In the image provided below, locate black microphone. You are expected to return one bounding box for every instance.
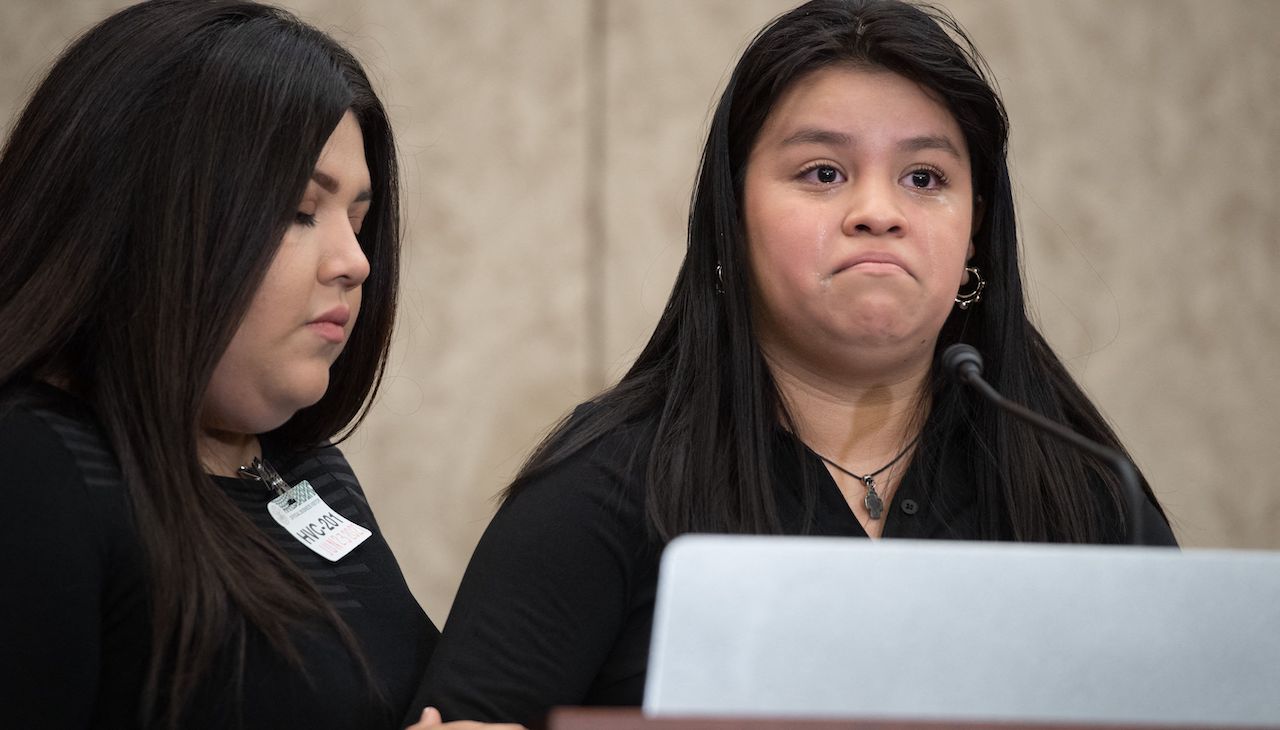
[941,343,1145,544]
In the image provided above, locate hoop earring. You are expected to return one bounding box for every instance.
[715,262,725,295]
[954,266,985,310]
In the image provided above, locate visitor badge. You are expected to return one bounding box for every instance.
[267,480,371,561]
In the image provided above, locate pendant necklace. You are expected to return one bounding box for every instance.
[812,436,919,520]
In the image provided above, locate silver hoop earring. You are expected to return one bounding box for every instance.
[715,262,725,295]
[955,266,985,310]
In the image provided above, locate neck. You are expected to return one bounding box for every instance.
[198,428,261,478]
[765,345,931,470]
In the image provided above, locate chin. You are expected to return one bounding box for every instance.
[292,375,333,411]
[840,309,913,343]
[842,296,950,343]
[263,373,332,429]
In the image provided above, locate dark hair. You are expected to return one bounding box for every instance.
[0,1,398,725]
[510,0,1164,543]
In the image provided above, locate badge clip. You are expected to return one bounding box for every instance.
[238,457,291,497]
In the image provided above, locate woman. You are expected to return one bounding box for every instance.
[0,3,510,729]
[416,0,1177,725]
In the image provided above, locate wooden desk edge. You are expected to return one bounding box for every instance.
[546,707,1254,730]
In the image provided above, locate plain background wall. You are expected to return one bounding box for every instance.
[3,1,1277,623]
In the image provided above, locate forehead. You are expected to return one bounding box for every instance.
[756,65,967,156]
[312,112,371,190]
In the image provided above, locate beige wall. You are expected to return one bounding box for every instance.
[4,1,1277,622]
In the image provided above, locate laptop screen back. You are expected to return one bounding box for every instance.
[643,535,1280,727]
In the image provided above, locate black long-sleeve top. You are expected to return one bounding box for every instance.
[0,381,438,729]
[416,406,1176,728]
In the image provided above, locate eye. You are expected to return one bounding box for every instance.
[800,163,845,185]
[294,211,317,227]
[903,167,948,190]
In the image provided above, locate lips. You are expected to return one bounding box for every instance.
[833,251,910,276]
[307,306,351,344]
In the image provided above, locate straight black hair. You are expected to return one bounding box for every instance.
[509,0,1164,544]
[0,1,399,725]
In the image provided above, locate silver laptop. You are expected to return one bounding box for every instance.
[644,535,1280,727]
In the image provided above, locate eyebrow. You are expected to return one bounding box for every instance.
[779,127,963,160]
[897,134,963,159]
[311,170,372,203]
[780,128,854,148]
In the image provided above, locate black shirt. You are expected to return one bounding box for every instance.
[0,382,438,729]
[417,407,1175,727]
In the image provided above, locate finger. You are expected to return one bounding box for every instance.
[406,706,443,729]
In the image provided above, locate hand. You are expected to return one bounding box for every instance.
[405,706,526,730]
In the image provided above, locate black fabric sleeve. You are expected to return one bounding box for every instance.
[1135,494,1178,546]
[0,406,142,729]
[1079,460,1179,547]
[1098,466,1178,547]
[414,438,650,727]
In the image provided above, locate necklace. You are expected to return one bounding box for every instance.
[812,436,919,520]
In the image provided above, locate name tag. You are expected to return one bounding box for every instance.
[267,480,371,561]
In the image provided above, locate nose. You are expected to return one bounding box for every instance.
[319,219,371,289]
[841,177,907,237]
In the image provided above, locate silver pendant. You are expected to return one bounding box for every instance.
[863,476,884,520]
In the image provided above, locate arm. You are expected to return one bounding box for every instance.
[0,404,132,728]
[415,442,650,727]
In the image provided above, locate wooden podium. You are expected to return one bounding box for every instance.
[546,708,1227,730]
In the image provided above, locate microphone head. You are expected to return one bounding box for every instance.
[941,343,984,382]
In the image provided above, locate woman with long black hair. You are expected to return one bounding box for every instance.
[0,3,515,729]
[418,0,1177,725]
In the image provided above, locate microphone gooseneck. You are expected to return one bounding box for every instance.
[941,344,1146,544]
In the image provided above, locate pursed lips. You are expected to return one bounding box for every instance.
[832,252,911,277]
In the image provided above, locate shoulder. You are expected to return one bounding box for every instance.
[1079,465,1177,547]
[0,381,129,514]
[441,404,661,634]
[468,401,663,568]
[275,440,359,493]
[0,382,138,571]
[269,440,384,529]
[423,412,661,726]
[0,383,145,730]
[506,401,660,520]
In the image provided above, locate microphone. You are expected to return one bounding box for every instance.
[941,343,1145,544]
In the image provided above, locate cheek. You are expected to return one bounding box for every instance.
[918,205,974,278]
[350,286,364,329]
[202,339,262,433]
[745,200,828,300]
[199,288,306,435]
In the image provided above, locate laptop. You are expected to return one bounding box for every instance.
[643,535,1280,727]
